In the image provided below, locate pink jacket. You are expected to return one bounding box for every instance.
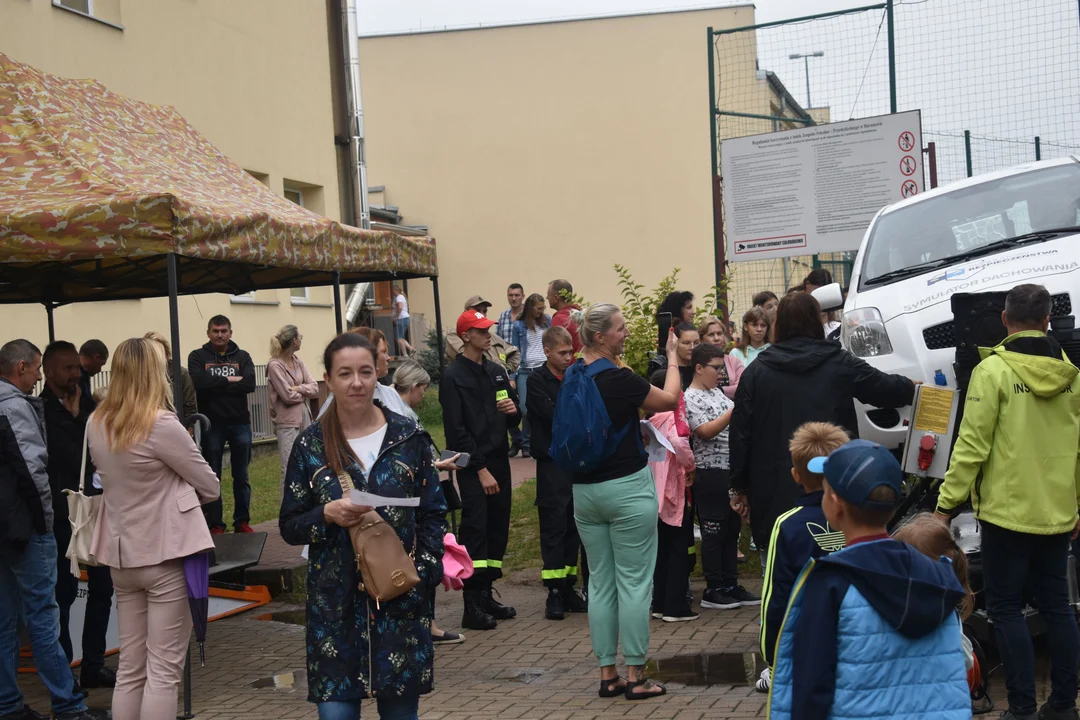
[722,354,744,400]
[89,412,220,569]
[647,411,696,527]
[267,356,319,428]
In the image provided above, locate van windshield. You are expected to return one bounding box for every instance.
[861,162,1080,286]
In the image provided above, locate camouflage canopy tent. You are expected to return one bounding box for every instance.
[0,51,442,341]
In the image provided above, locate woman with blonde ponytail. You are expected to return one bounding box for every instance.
[267,325,319,494]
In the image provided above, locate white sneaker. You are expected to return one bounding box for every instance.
[755,667,771,693]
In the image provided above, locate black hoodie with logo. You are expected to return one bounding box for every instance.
[187,341,256,425]
[729,337,915,549]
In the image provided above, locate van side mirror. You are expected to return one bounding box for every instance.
[812,283,844,312]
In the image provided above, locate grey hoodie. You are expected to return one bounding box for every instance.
[0,378,52,532]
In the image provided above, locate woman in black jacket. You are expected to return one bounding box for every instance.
[728,292,915,559]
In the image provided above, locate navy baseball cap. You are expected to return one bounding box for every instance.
[806,439,903,510]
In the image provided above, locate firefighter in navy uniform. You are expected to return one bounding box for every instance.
[440,309,521,630]
[526,326,589,620]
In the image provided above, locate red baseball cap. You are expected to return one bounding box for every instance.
[456,309,496,337]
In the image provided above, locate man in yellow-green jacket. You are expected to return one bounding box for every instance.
[937,283,1080,720]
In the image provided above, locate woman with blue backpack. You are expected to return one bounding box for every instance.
[550,302,681,701]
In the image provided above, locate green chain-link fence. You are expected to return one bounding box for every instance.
[710,0,1080,321]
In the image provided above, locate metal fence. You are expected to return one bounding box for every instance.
[709,0,1080,319]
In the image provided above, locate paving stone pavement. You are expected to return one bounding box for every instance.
[17,573,768,719]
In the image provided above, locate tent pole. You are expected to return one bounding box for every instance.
[431,276,445,373]
[45,303,56,344]
[166,255,185,417]
[333,272,344,334]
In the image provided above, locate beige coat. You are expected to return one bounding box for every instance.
[445,330,521,373]
[88,411,220,569]
[267,355,319,428]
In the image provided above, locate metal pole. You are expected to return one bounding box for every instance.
[1035,136,1042,161]
[333,271,344,334]
[804,56,811,109]
[886,0,896,113]
[707,27,725,295]
[964,130,973,178]
[431,276,446,373]
[926,141,938,189]
[46,303,55,344]
[166,254,184,418]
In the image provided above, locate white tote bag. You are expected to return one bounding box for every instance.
[64,426,101,577]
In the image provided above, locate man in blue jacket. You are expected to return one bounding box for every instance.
[768,440,969,720]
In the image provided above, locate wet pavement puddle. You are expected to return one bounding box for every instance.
[645,652,763,687]
[255,609,306,625]
[248,670,307,690]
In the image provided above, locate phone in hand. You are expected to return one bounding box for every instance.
[658,312,674,335]
[439,450,471,468]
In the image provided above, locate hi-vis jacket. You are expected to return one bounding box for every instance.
[938,330,1080,535]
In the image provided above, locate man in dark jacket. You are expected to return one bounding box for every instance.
[0,339,106,720]
[729,292,914,560]
[187,315,256,534]
[526,326,588,620]
[77,339,107,401]
[41,341,114,691]
[440,309,521,630]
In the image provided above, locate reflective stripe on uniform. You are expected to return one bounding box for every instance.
[760,506,802,662]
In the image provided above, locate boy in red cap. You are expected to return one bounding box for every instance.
[439,309,522,630]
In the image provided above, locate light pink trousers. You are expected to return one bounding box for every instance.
[110,560,192,720]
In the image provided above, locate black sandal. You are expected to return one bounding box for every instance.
[598,676,627,698]
[625,678,667,700]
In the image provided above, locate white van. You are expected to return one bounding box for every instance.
[841,156,1080,449]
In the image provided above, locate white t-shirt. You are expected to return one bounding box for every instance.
[524,326,546,368]
[684,386,735,469]
[395,294,410,320]
[348,424,388,477]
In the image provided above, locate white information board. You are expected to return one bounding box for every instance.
[721,110,923,261]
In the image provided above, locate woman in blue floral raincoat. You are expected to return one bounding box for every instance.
[280,333,446,720]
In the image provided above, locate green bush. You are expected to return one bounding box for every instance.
[417,327,444,385]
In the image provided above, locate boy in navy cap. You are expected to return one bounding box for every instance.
[767,440,970,720]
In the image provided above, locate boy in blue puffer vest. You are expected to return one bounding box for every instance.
[768,440,970,720]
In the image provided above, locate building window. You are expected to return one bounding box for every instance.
[57,0,92,13]
[284,187,310,304]
[284,188,303,206]
[231,290,256,302]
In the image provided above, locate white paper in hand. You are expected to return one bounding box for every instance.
[640,419,675,463]
[350,489,420,508]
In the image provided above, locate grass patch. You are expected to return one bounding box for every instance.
[503,479,543,573]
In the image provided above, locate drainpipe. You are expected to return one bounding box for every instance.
[341,0,373,324]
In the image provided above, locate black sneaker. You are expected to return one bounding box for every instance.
[661,610,700,623]
[727,585,761,606]
[1039,704,1080,720]
[432,630,466,645]
[545,588,565,620]
[563,582,588,613]
[482,588,517,620]
[1002,712,1038,720]
[700,588,740,610]
[80,665,116,689]
[54,710,111,720]
[507,443,521,458]
[0,705,48,720]
[70,674,88,699]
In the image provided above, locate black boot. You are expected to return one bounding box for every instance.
[564,578,588,613]
[545,587,565,620]
[462,589,497,630]
[482,586,517,620]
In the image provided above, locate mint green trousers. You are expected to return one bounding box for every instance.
[573,466,659,667]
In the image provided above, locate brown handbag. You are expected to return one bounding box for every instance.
[334,470,420,608]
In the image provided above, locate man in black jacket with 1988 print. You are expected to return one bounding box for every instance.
[440,309,521,631]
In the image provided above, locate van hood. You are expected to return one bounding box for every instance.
[979,330,1078,397]
[852,240,1080,322]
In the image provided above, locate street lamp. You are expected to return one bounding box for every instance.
[788,51,824,109]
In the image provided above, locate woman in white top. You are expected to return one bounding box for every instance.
[729,307,770,368]
[391,283,414,357]
[316,327,413,421]
[510,293,550,458]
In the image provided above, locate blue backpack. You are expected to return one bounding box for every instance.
[549,358,633,474]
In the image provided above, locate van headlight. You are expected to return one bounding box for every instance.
[842,308,894,357]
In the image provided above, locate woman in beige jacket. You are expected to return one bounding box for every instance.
[88,338,220,720]
[267,324,319,495]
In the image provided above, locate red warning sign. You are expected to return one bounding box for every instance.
[898,131,916,152]
[901,179,919,198]
[900,155,917,176]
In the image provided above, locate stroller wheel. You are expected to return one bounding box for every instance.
[968,634,994,715]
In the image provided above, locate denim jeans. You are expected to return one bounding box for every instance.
[0,531,87,716]
[317,695,419,720]
[981,521,1080,714]
[516,366,539,452]
[201,422,253,530]
[53,516,113,669]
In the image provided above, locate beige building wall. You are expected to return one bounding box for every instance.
[358,6,761,329]
[2,0,343,369]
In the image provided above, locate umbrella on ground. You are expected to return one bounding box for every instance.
[183,551,211,666]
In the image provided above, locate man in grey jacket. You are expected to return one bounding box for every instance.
[0,339,107,720]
